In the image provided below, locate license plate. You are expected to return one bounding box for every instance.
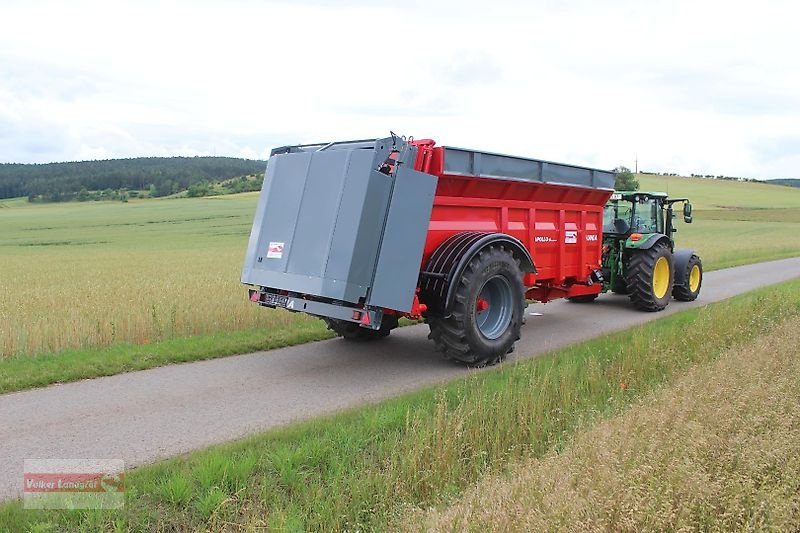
[263,293,289,308]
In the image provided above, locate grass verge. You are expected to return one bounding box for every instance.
[0,322,332,394]
[0,317,424,395]
[409,317,800,531]
[2,279,800,531]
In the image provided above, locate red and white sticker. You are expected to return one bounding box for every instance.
[267,242,284,259]
[565,231,577,244]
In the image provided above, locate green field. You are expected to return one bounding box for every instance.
[636,174,800,269]
[3,280,798,531]
[637,173,800,209]
[0,194,325,358]
[1,174,800,389]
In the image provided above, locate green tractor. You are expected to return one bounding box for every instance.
[586,191,703,311]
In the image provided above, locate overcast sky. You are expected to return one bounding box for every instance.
[1,0,798,179]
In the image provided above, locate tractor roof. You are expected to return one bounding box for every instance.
[611,191,669,201]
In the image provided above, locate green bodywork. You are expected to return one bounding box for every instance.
[624,234,660,249]
[601,191,693,292]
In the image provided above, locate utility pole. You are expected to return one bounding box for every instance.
[635,154,638,174]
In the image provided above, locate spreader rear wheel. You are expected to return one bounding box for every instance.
[625,242,674,312]
[324,315,398,341]
[673,254,703,301]
[427,246,524,366]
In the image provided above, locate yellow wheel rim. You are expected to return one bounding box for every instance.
[688,264,701,292]
[653,256,670,299]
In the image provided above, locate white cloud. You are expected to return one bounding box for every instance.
[0,0,799,179]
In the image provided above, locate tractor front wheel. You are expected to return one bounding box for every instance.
[612,278,629,295]
[625,242,674,312]
[673,254,703,301]
[427,246,524,367]
[324,315,398,341]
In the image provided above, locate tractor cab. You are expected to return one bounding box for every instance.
[603,191,693,245]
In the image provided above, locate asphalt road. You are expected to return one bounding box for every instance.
[2,257,800,502]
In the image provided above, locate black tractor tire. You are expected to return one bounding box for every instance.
[427,245,525,367]
[625,242,674,312]
[567,294,599,303]
[673,254,703,301]
[323,315,398,341]
[612,278,629,295]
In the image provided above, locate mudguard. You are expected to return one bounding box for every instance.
[419,232,535,314]
[672,248,697,286]
[625,233,670,250]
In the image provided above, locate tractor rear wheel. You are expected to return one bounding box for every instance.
[673,254,703,301]
[324,315,398,341]
[625,242,674,312]
[427,246,524,367]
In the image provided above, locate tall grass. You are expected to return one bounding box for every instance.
[0,194,321,357]
[4,279,800,531]
[410,317,800,531]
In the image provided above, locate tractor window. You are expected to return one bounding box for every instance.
[603,201,633,234]
[632,197,661,233]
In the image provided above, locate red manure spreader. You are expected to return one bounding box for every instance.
[242,134,615,366]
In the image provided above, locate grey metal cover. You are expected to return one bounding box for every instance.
[369,165,437,312]
[241,137,435,312]
[442,146,615,190]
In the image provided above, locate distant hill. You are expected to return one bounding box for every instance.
[766,179,800,188]
[0,157,266,201]
[636,173,800,210]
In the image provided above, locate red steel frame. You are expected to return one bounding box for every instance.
[410,139,612,304]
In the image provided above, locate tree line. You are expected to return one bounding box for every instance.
[766,178,800,188]
[0,157,266,202]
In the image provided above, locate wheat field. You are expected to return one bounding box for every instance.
[0,194,315,357]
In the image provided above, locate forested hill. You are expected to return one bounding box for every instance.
[0,157,266,200]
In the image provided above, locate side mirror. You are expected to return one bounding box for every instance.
[683,202,693,224]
